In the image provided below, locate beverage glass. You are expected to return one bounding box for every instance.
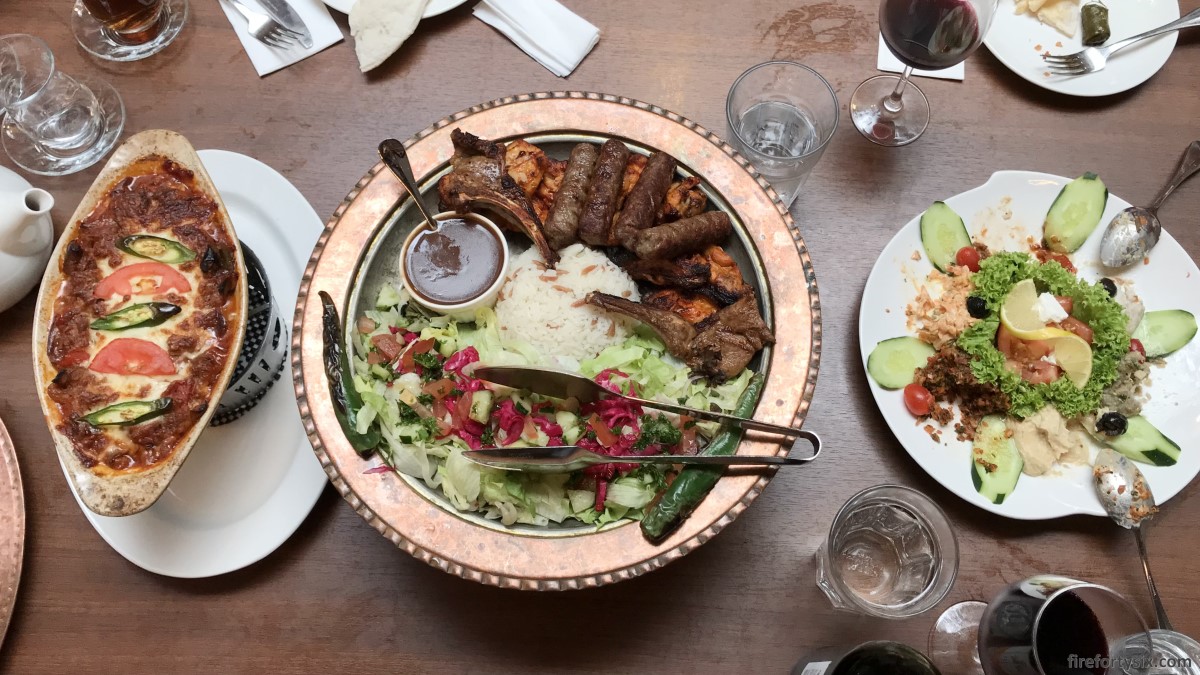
[72,0,189,61]
[0,34,125,176]
[725,61,838,209]
[815,485,958,619]
[849,0,999,146]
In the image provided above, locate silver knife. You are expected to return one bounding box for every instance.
[463,446,816,473]
[253,0,313,48]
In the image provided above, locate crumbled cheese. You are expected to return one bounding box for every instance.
[1036,292,1068,323]
[1041,353,1058,366]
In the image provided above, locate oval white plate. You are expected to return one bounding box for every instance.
[860,170,1200,520]
[322,0,467,18]
[984,0,1179,97]
[61,150,327,577]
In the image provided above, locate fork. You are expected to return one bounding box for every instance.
[1043,7,1200,75]
[222,0,306,49]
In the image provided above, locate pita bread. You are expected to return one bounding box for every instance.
[349,0,432,72]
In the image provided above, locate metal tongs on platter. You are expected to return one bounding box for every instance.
[464,366,821,473]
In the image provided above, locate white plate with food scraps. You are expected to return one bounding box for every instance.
[65,150,327,577]
[860,170,1200,520]
[984,0,1179,97]
[321,0,468,17]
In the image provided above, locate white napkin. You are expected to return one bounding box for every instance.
[876,34,965,81]
[219,0,344,77]
[473,0,600,77]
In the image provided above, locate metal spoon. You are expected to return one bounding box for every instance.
[378,138,439,231]
[1093,447,1173,630]
[1099,140,1200,268]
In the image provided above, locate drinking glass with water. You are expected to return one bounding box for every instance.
[725,61,839,209]
[816,485,958,619]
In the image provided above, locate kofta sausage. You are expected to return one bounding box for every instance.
[577,139,629,246]
[613,151,677,246]
[631,211,732,260]
[544,143,598,250]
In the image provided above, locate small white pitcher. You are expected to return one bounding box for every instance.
[0,165,54,313]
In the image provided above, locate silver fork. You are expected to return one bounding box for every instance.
[222,0,306,49]
[1043,7,1200,75]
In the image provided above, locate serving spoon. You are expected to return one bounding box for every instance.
[1099,140,1200,268]
[1093,448,1173,630]
[378,138,439,231]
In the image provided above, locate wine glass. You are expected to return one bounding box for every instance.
[927,575,1152,675]
[850,0,999,146]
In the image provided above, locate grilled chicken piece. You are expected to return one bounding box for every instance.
[531,157,566,224]
[437,129,558,264]
[586,292,696,359]
[505,139,549,201]
[702,245,751,305]
[643,288,719,325]
[658,178,707,224]
[618,153,648,210]
[623,253,710,289]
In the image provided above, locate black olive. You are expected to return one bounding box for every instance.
[966,296,989,319]
[200,246,220,274]
[1100,278,1118,297]
[1097,412,1128,436]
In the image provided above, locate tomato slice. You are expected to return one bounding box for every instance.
[370,333,403,362]
[1059,316,1094,344]
[589,414,618,448]
[1021,360,1061,384]
[89,338,177,376]
[1130,339,1146,357]
[94,262,192,300]
[1055,295,1074,314]
[422,378,456,400]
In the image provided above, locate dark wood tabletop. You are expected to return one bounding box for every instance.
[3,1,1200,672]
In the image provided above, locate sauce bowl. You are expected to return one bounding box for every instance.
[398,211,510,321]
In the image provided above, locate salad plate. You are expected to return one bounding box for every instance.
[984,0,1179,97]
[295,92,821,589]
[321,0,468,18]
[860,170,1200,520]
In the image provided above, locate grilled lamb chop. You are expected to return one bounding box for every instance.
[585,292,696,358]
[437,129,558,264]
[643,288,719,325]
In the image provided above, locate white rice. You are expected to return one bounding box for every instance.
[495,243,640,366]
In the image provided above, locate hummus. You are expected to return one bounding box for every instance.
[1012,407,1088,476]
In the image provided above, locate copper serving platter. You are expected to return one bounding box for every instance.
[0,416,24,647]
[293,92,821,589]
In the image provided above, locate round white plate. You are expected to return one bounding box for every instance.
[322,0,468,18]
[860,170,1200,520]
[62,150,328,577]
[984,0,1180,97]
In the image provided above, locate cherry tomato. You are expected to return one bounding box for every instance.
[94,262,192,300]
[955,246,982,273]
[89,338,176,376]
[1060,316,1094,344]
[1055,295,1074,315]
[903,383,934,417]
[1130,339,1146,357]
[1046,252,1077,273]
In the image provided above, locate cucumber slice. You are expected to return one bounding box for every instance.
[1097,415,1180,467]
[1131,310,1197,358]
[971,415,1023,504]
[469,390,494,424]
[920,201,972,272]
[867,337,935,389]
[1043,173,1109,253]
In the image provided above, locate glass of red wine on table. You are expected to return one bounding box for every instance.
[850,0,999,146]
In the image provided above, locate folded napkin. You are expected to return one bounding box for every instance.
[474,0,600,77]
[219,0,344,77]
[876,34,965,81]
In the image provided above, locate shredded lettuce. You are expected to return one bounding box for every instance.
[957,252,1130,418]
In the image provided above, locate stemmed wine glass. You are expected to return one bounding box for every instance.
[850,0,999,146]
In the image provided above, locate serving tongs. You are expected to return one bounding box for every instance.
[468,366,821,471]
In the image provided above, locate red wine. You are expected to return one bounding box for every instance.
[1035,591,1109,675]
[880,0,981,70]
[792,642,941,675]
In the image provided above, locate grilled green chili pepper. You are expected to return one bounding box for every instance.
[90,302,181,331]
[82,398,173,427]
[319,291,381,457]
[119,235,197,264]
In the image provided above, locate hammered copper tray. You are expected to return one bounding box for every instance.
[0,416,25,646]
[293,92,821,590]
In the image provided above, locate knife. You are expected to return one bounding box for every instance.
[463,446,816,473]
[253,0,313,48]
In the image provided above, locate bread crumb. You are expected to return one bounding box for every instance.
[911,250,922,261]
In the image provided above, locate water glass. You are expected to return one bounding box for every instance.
[72,0,189,62]
[815,485,958,619]
[725,61,839,208]
[0,34,125,176]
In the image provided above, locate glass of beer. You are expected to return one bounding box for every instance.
[71,0,189,61]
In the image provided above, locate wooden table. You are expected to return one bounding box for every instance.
[3,1,1199,672]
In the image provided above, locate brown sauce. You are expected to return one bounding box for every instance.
[404,216,503,305]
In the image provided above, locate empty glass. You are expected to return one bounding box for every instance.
[815,485,958,619]
[72,0,189,61]
[725,61,839,209]
[0,34,125,176]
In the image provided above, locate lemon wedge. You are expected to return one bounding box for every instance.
[1000,279,1049,339]
[1047,333,1093,387]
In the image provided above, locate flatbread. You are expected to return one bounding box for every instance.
[349,0,432,72]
